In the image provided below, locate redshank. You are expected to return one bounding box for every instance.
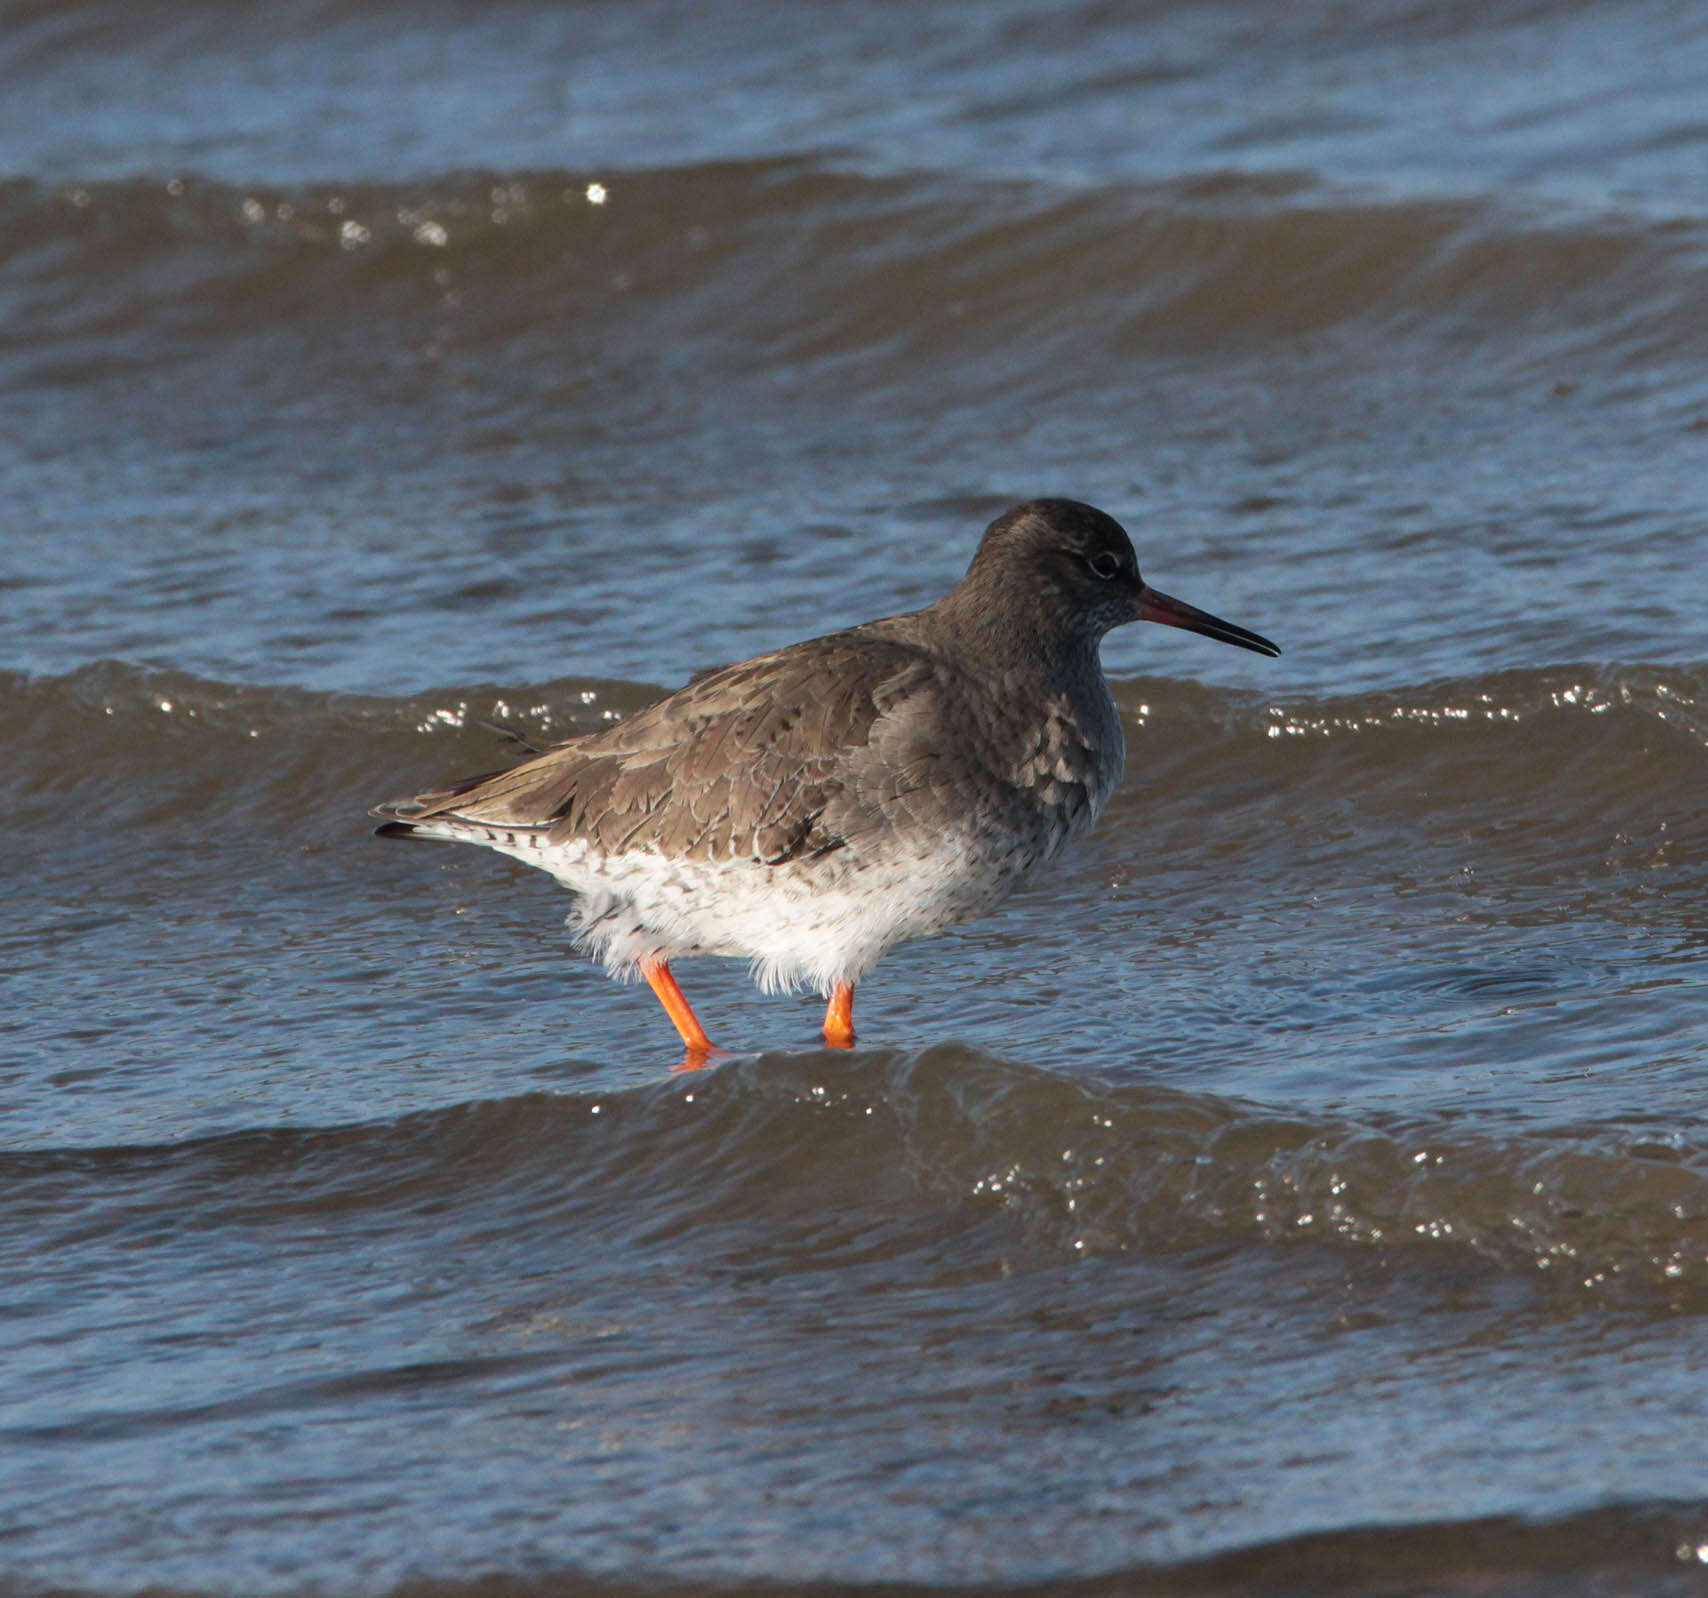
[372,499,1278,1059]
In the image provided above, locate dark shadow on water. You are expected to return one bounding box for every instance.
[382,1499,1708,1598]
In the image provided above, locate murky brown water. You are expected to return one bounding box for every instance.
[5,2,1708,1593]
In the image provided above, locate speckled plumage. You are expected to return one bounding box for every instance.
[372,499,1278,1046]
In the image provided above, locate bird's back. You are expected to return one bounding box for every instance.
[372,608,1122,878]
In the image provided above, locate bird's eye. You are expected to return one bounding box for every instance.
[1087,551,1122,580]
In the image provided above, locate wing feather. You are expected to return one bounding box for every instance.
[370,631,971,866]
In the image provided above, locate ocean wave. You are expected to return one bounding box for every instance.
[1120,661,1708,827]
[367,1499,1708,1598]
[11,1045,1708,1310]
[6,164,1708,394]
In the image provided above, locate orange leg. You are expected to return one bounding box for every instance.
[823,981,855,1049]
[640,956,714,1056]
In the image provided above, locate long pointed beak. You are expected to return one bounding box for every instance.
[1138,585,1280,657]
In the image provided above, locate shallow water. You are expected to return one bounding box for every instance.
[4,1,1708,1593]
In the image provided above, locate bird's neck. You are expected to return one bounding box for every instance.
[922,579,1126,817]
[927,581,1109,697]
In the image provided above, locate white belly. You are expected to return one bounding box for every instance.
[463,816,1060,996]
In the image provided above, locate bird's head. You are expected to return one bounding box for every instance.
[963,499,1281,656]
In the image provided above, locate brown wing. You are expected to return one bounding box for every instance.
[371,630,965,866]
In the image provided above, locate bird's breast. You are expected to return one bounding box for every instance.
[1004,681,1125,847]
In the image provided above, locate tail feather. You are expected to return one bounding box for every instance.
[369,794,559,853]
[373,817,427,839]
[372,689,577,844]
[371,790,474,842]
